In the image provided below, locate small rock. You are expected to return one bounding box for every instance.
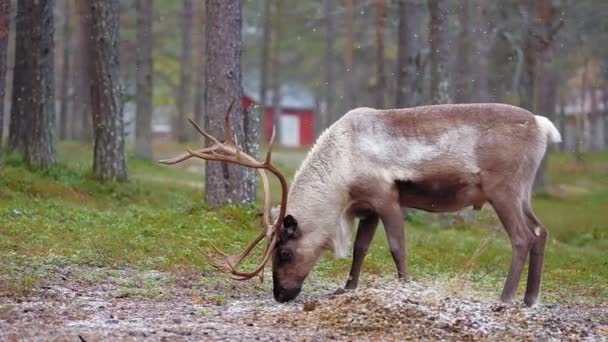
[436,321,450,329]
[303,301,318,312]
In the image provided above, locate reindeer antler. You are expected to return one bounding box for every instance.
[159,99,288,280]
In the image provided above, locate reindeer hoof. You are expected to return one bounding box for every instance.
[331,288,352,297]
[524,294,539,307]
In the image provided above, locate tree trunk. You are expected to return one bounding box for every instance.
[257,0,271,144]
[71,0,92,142]
[519,0,562,191]
[604,87,608,149]
[0,0,8,167]
[395,0,423,108]
[134,0,153,159]
[8,0,29,153]
[16,0,57,169]
[205,0,250,206]
[590,87,605,151]
[89,0,127,181]
[243,103,260,203]
[454,1,472,103]
[374,0,386,108]
[193,0,205,131]
[175,0,193,143]
[259,0,271,110]
[343,0,357,109]
[520,44,537,111]
[58,0,71,141]
[472,0,493,102]
[427,0,451,104]
[270,0,282,139]
[321,0,335,130]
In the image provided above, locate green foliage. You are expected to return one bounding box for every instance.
[0,145,606,303]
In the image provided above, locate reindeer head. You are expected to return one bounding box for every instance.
[159,100,314,303]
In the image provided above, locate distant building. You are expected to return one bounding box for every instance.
[123,76,318,147]
[558,60,607,152]
[243,77,317,147]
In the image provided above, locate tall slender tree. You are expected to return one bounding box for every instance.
[8,0,29,153]
[343,0,357,109]
[175,0,193,143]
[519,0,562,190]
[322,0,335,129]
[89,0,127,181]
[134,0,153,160]
[259,0,272,111]
[193,0,205,130]
[472,0,494,102]
[205,0,251,206]
[17,0,57,169]
[374,0,386,108]
[58,0,71,140]
[395,0,424,107]
[71,0,92,142]
[270,0,282,139]
[427,0,451,104]
[0,0,8,167]
[454,1,472,103]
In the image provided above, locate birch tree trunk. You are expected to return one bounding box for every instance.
[20,0,57,169]
[135,0,153,160]
[205,0,251,206]
[89,0,127,181]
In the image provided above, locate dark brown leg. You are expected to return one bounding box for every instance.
[522,201,547,307]
[344,214,380,290]
[491,197,534,304]
[379,204,408,280]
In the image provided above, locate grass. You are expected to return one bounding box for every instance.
[0,143,606,304]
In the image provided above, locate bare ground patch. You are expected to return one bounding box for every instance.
[0,266,606,341]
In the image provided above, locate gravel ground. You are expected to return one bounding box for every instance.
[0,267,606,341]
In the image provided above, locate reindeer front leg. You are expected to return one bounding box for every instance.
[379,203,408,280]
[344,214,380,290]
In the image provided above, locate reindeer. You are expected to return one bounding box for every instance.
[160,101,561,307]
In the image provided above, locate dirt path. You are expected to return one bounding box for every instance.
[1,266,606,341]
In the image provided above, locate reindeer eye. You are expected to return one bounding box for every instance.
[279,249,292,263]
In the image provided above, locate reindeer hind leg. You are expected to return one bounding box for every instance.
[490,193,534,304]
[522,200,547,307]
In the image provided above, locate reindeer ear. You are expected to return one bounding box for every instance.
[281,215,300,241]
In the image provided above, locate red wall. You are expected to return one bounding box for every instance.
[243,95,316,146]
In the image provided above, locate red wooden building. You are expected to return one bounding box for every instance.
[243,81,317,147]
